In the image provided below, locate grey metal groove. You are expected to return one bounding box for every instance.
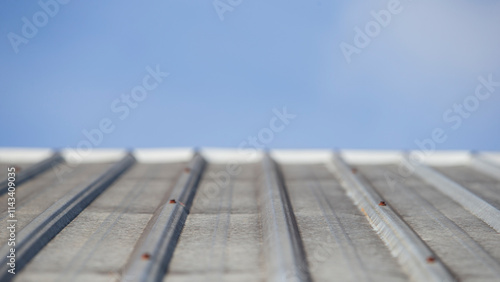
[122,154,206,282]
[387,170,500,278]
[470,154,500,182]
[57,165,163,281]
[327,154,455,282]
[0,164,93,224]
[259,154,311,282]
[0,152,136,281]
[401,155,500,233]
[206,178,233,279]
[0,152,64,196]
[307,178,372,281]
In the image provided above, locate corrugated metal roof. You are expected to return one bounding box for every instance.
[1,148,500,282]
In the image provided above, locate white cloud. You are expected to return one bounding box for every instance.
[337,0,500,73]
[393,0,500,73]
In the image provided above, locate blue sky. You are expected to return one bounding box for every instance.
[1,0,499,150]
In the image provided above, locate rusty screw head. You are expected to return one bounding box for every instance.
[141,253,151,260]
[378,201,387,206]
[426,256,436,263]
[169,199,176,204]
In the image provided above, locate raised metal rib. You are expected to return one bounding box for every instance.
[0,153,135,281]
[259,154,311,282]
[402,154,500,233]
[328,154,454,282]
[470,153,500,182]
[383,167,500,278]
[0,152,64,196]
[56,164,163,281]
[122,154,206,282]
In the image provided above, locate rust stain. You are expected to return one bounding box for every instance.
[184,167,191,173]
[169,199,176,204]
[141,253,151,260]
[360,207,368,217]
[378,201,387,206]
[426,256,436,263]
[351,168,358,173]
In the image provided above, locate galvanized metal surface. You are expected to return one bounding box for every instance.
[0,153,63,196]
[0,149,500,282]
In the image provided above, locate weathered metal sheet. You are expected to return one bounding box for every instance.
[1,149,499,282]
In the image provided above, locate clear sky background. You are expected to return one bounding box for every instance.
[1,0,499,150]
